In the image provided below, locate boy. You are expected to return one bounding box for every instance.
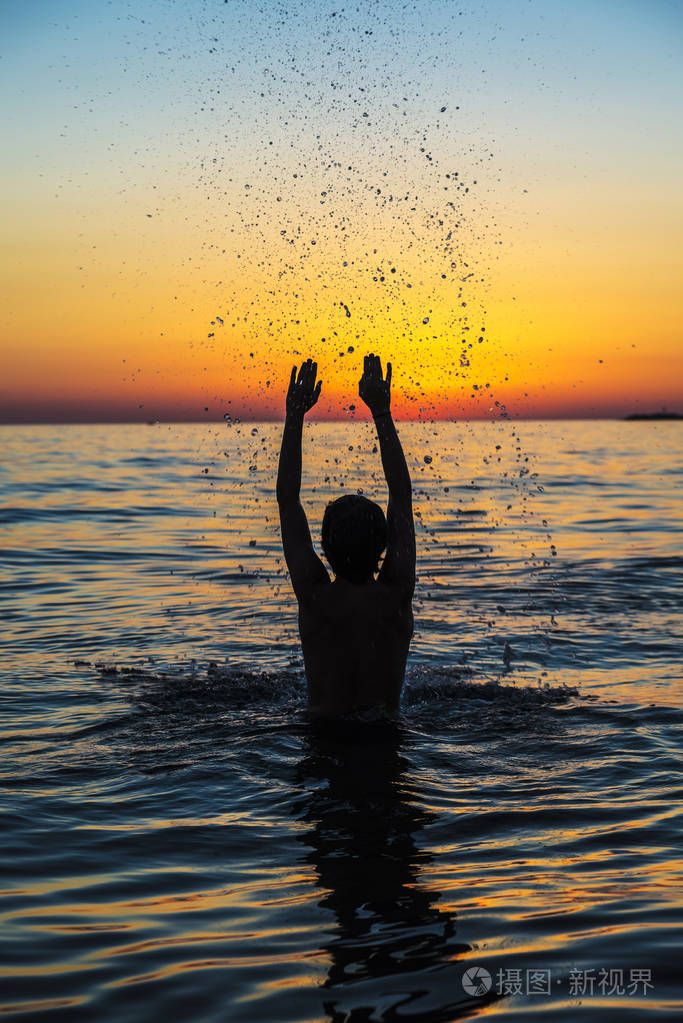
[276,354,415,717]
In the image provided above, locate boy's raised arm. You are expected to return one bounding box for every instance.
[277,360,329,596]
[359,354,415,594]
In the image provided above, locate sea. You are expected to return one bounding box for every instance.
[1,419,681,1021]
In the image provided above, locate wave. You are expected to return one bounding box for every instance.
[91,660,578,716]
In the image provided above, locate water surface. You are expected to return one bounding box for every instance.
[1,421,681,1020]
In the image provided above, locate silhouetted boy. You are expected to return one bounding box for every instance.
[277,354,415,717]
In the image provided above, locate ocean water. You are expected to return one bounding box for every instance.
[1,419,681,1021]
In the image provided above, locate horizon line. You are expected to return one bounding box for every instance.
[1,413,680,427]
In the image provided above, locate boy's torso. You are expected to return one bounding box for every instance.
[297,579,413,717]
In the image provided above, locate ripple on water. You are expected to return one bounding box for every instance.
[1,423,682,1019]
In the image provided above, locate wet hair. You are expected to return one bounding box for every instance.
[321,495,387,583]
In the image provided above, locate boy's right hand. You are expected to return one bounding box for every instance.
[359,353,392,416]
[286,359,322,419]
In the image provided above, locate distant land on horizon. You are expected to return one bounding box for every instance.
[623,411,683,421]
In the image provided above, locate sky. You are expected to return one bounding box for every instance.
[1,0,682,422]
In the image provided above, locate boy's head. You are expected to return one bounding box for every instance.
[321,495,387,583]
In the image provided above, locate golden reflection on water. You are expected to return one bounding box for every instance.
[2,874,317,930]
[0,996,88,1014]
[108,951,330,989]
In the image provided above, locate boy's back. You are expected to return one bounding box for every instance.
[299,578,414,717]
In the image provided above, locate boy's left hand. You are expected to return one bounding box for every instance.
[286,359,322,418]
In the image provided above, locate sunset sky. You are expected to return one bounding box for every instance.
[1,0,682,421]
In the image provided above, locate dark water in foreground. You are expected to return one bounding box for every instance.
[1,421,682,1020]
